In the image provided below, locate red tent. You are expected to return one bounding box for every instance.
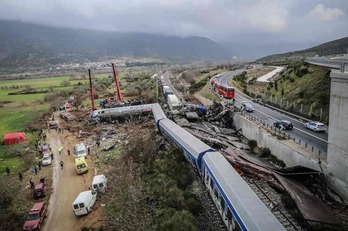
[3,132,26,146]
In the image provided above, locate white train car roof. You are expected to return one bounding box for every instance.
[151,103,167,122]
[159,118,212,160]
[203,152,286,231]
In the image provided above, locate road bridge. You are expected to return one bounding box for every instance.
[306,57,348,199]
[306,57,348,73]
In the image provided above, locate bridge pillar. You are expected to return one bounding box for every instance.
[327,70,348,200]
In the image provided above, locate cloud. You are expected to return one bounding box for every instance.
[0,0,347,49]
[307,4,344,21]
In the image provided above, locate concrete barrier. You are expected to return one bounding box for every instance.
[233,113,326,173]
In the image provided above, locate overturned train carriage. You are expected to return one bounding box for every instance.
[90,104,153,122]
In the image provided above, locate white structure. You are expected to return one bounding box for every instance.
[327,70,348,200]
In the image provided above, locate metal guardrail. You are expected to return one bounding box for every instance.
[306,57,348,73]
[239,111,327,157]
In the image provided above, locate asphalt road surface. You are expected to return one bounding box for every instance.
[216,70,328,155]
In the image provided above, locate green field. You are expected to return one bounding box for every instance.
[0,73,109,173]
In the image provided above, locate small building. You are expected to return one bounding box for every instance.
[3,132,26,146]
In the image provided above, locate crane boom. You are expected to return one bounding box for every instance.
[88,69,96,111]
[112,63,123,102]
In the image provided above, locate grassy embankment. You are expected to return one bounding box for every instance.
[187,69,224,102]
[231,63,330,123]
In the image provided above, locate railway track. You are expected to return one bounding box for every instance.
[243,177,304,231]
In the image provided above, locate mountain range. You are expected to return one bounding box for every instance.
[0,20,232,68]
[256,36,348,63]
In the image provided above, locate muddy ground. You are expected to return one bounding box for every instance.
[43,112,108,231]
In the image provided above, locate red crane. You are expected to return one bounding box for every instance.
[112,63,123,102]
[88,69,96,111]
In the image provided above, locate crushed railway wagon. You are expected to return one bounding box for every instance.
[90,104,153,122]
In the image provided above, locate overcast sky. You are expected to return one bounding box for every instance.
[0,0,347,56]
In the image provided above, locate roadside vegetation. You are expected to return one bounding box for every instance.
[103,124,201,231]
[264,63,330,123]
[230,62,330,123]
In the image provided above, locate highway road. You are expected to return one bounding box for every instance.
[216,70,328,155]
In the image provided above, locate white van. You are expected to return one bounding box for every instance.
[74,143,87,158]
[72,190,97,216]
[92,175,107,193]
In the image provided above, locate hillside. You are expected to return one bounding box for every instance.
[0,20,231,68]
[256,37,348,64]
[242,62,331,123]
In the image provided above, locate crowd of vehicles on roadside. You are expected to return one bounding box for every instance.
[72,175,107,216]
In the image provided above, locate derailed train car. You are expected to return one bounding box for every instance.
[153,104,286,231]
[91,103,286,230]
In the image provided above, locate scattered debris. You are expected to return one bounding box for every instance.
[60,112,76,121]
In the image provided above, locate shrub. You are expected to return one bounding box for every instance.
[61,80,71,87]
[248,140,257,153]
[260,147,271,157]
[189,79,207,93]
[157,210,197,231]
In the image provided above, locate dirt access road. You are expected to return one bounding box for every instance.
[43,114,106,231]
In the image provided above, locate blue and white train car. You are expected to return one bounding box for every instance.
[158,118,214,171]
[152,103,166,123]
[95,103,286,230]
[201,152,286,231]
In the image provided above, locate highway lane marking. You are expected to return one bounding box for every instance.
[216,70,328,144]
[234,97,328,144]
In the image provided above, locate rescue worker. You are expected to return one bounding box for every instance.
[5,167,10,176]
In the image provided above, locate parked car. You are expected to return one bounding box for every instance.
[75,156,88,175]
[305,121,326,132]
[40,145,49,155]
[241,102,254,112]
[23,202,47,231]
[34,182,46,199]
[92,175,107,193]
[273,120,293,130]
[42,154,52,166]
[72,190,97,216]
